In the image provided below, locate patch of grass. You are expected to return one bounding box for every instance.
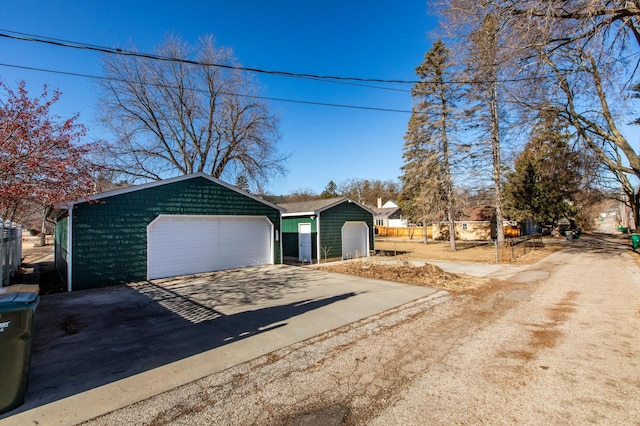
[319,261,490,294]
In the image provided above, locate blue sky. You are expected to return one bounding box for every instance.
[0,1,438,195]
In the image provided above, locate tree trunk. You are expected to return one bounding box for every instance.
[441,100,457,251]
[40,208,47,246]
[490,82,505,243]
[447,212,456,251]
[423,221,429,244]
[626,189,640,233]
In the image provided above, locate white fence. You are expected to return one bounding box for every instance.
[1,220,22,286]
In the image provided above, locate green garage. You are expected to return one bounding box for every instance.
[280,198,374,264]
[51,173,283,291]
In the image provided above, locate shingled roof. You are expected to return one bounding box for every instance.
[462,205,495,221]
[279,197,373,216]
[371,206,402,219]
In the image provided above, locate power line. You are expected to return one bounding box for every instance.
[2,28,632,114]
[0,61,619,114]
[0,29,421,85]
[0,28,561,86]
[0,62,414,113]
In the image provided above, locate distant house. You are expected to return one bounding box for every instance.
[372,199,407,228]
[280,198,374,263]
[432,205,519,240]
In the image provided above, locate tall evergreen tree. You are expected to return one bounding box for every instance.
[504,111,581,226]
[400,40,460,249]
[320,180,338,199]
[235,174,250,192]
[399,114,446,230]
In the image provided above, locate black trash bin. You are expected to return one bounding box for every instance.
[0,284,40,415]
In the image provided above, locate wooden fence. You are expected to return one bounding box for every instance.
[376,223,521,240]
[375,226,432,239]
[1,220,22,286]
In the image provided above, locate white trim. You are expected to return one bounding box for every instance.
[278,215,283,264]
[67,208,73,292]
[297,222,312,262]
[281,211,316,217]
[60,172,285,212]
[146,214,274,280]
[281,198,375,216]
[314,198,374,215]
[316,215,321,263]
[341,221,370,260]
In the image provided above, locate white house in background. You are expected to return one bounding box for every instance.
[372,199,408,228]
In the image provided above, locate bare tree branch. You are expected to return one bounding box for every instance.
[97,34,287,188]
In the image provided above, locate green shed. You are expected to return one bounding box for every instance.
[280,198,374,264]
[51,173,284,291]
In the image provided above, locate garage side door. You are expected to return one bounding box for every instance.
[147,215,273,280]
[341,222,369,260]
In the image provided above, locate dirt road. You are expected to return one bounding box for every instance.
[85,231,640,425]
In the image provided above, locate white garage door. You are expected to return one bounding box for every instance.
[147,215,273,280]
[341,222,369,260]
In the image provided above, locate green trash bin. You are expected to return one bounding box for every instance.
[631,234,640,250]
[0,284,40,415]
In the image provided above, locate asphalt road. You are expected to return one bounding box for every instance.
[78,225,640,425]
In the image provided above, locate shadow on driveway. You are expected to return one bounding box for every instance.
[14,265,360,413]
[555,231,636,257]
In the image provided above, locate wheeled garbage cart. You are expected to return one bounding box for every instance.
[0,284,40,414]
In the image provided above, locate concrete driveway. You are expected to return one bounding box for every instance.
[2,264,441,425]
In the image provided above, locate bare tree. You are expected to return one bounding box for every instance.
[445,7,511,243]
[497,0,640,51]
[440,0,640,225]
[440,0,516,242]
[500,1,640,224]
[472,14,507,243]
[282,188,319,203]
[98,34,286,187]
[337,178,401,206]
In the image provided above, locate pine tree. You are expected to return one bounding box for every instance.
[235,174,250,192]
[504,111,581,225]
[400,114,445,225]
[320,180,338,199]
[399,40,460,249]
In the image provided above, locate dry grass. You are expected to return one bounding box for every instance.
[318,239,560,294]
[319,260,491,294]
[375,239,561,265]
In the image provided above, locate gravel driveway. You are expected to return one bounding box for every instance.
[80,230,640,425]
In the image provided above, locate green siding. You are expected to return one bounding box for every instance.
[281,217,317,233]
[281,202,374,261]
[54,215,69,283]
[281,218,318,260]
[70,177,281,290]
[319,202,374,259]
[282,233,297,258]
